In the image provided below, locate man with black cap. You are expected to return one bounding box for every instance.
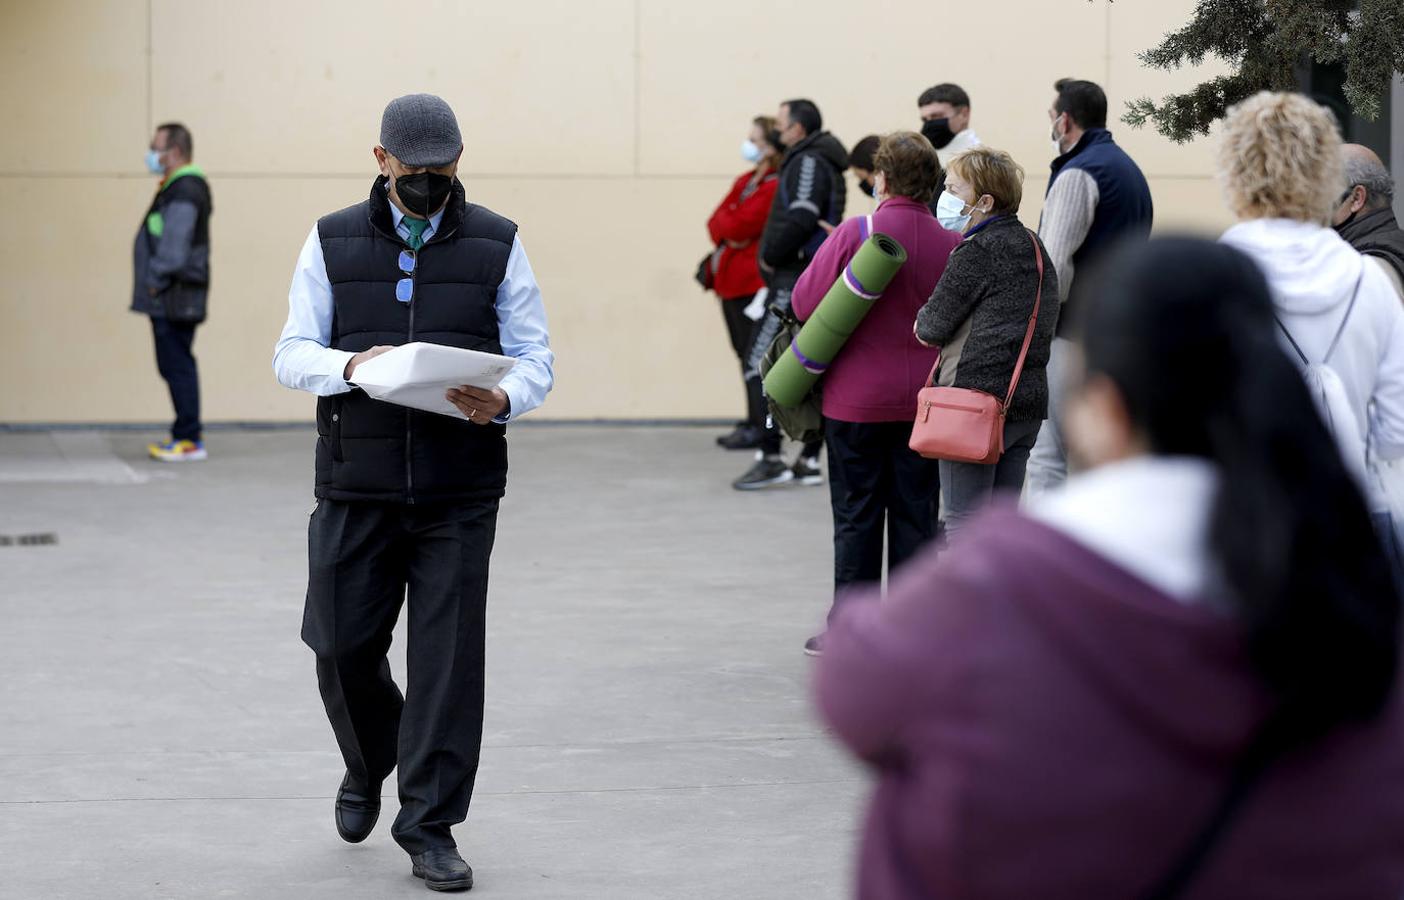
[273,94,554,891]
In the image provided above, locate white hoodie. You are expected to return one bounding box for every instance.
[1221,219,1404,464]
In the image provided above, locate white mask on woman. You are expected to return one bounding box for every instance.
[936,191,975,232]
[741,140,764,164]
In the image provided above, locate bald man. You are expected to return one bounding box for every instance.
[1334,144,1404,301]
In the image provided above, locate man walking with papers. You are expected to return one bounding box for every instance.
[272,93,553,892]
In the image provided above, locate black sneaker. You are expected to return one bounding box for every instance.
[792,455,824,486]
[716,425,762,450]
[732,456,795,491]
[803,634,824,657]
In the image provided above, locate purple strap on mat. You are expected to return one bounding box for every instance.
[843,263,880,301]
[789,339,829,375]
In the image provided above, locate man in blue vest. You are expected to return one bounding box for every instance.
[1025,78,1153,497]
[273,94,554,892]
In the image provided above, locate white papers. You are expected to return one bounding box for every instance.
[349,342,517,420]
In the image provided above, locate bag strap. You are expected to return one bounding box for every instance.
[1324,271,1366,364]
[859,214,874,241]
[1000,230,1045,411]
[1275,270,1366,367]
[1274,317,1310,366]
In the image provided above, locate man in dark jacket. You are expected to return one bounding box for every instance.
[759,99,848,286]
[132,122,212,461]
[737,99,847,491]
[1025,79,1153,497]
[1335,144,1404,300]
[273,94,554,891]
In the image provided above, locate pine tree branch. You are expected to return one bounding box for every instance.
[1121,0,1404,141]
[1344,0,1404,121]
[1123,74,1264,143]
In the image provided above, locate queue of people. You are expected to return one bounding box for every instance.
[698,79,1404,898]
[701,79,1152,651]
[765,86,1404,898]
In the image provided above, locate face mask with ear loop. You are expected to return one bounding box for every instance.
[395,169,454,219]
[384,149,454,219]
[1051,111,1069,156]
[936,190,987,232]
[921,117,956,150]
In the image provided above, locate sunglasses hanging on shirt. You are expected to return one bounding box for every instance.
[395,249,416,303]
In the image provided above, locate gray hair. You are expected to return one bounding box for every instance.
[1345,153,1396,208]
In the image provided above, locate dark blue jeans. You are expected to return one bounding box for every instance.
[151,316,201,442]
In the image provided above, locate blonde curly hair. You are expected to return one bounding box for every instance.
[1217,91,1345,224]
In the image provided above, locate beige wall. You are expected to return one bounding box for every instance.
[0,0,1233,424]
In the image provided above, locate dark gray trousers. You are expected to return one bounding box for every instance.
[938,418,1043,540]
[301,497,499,855]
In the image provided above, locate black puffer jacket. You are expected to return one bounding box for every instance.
[760,131,848,280]
[915,215,1060,422]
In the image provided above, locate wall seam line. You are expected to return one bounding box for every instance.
[633,0,642,177]
[146,0,154,130]
[1104,0,1113,96]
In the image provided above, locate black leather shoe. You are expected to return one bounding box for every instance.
[411,847,474,891]
[334,772,381,843]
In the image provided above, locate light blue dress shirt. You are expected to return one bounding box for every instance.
[273,190,554,423]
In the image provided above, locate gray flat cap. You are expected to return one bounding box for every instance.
[380,94,462,167]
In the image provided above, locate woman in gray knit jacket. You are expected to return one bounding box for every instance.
[916,147,1059,538]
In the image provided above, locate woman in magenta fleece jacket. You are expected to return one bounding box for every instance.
[816,238,1404,900]
[790,132,961,656]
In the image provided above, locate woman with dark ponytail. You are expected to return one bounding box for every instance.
[814,237,1404,900]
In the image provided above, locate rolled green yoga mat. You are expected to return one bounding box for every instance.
[763,231,908,408]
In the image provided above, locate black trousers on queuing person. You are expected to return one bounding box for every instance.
[150,316,201,442]
[825,419,940,619]
[719,295,767,433]
[938,419,1042,540]
[301,497,499,855]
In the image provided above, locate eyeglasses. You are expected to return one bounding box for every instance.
[395,249,416,304]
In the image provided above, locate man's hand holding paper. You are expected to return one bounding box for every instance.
[445,385,509,424]
[345,341,518,422]
[344,345,395,381]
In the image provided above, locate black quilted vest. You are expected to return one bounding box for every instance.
[314,177,517,503]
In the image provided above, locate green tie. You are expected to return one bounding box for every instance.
[402,216,429,250]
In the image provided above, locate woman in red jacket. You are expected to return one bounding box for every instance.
[708,117,782,450]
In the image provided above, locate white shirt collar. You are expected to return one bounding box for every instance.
[936,129,981,167]
[1028,455,1224,606]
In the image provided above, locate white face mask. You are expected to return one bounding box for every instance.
[1050,113,1066,157]
[936,190,975,232]
[741,139,764,164]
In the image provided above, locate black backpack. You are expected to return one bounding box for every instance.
[757,303,824,444]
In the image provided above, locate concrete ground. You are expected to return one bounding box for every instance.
[0,426,866,899]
